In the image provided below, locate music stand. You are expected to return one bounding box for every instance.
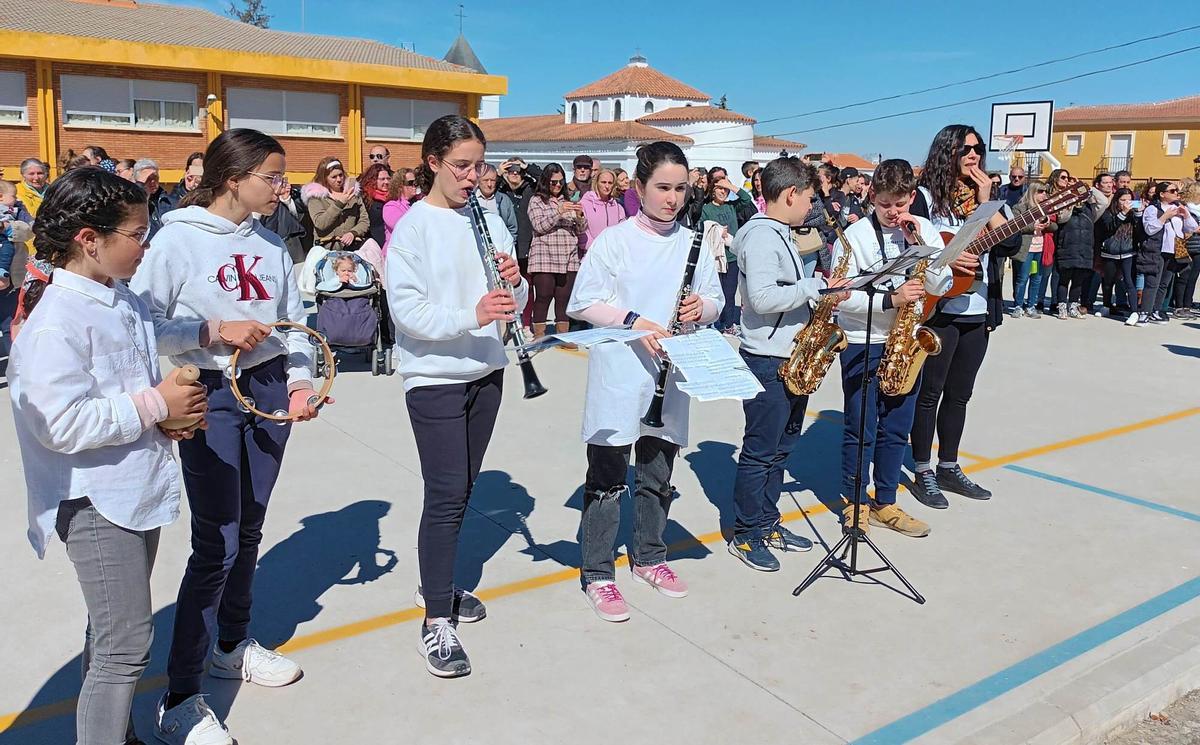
[793,246,936,604]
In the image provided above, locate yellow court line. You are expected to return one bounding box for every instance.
[3,406,1196,734]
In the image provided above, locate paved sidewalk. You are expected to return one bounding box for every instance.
[1,312,1198,744]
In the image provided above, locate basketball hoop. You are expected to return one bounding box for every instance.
[992,134,1024,167]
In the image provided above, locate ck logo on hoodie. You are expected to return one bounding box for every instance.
[213,255,274,301]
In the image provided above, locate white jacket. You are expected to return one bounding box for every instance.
[835,215,953,345]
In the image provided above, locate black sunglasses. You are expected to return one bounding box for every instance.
[957,143,986,157]
[1163,187,1179,193]
[368,153,388,160]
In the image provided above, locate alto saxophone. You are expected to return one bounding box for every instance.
[878,227,941,397]
[779,200,851,396]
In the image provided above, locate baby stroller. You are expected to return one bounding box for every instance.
[312,251,394,376]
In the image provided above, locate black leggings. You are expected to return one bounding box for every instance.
[1056,267,1092,305]
[1101,257,1134,308]
[406,370,502,618]
[531,271,577,325]
[911,316,989,465]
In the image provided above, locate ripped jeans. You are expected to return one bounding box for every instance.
[580,437,679,585]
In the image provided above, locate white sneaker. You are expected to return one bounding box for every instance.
[209,639,302,687]
[155,693,232,745]
[1125,313,1140,327]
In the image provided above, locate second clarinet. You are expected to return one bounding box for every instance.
[641,225,705,428]
[467,193,548,399]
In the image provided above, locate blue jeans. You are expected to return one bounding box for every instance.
[1037,262,1058,309]
[1014,255,1045,308]
[732,350,809,537]
[840,343,918,506]
[168,357,291,697]
[717,260,741,330]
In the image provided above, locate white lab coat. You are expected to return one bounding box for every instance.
[567,220,724,447]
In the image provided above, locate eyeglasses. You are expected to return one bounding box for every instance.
[957,143,986,157]
[549,179,564,185]
[1163,187,1179,193]
[403,179,416,186]
[575,165,592,171]
[440,159,485,178]
[98,225,151,247]
[1010,174,1025,180]
[368,153,388,161]
[1057,174,1071,180]
[248,171,289,191]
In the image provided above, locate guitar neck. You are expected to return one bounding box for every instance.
[963,207,1040,257]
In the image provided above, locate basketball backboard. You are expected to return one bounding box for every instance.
[989,100,1054,152]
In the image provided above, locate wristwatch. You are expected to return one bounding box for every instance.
[623,311,640,328]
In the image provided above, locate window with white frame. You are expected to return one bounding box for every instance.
[591,101,599,122]
[363,96,458,140]
[1166,132,1187,156]
[61,75,196,129]
[227,87,340,137]
[0,71,27,124]
[1065,134,1082,156]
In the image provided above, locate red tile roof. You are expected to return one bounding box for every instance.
[565,65,708,101]
[638,105,755,125]
[753,135,806,152]
[1056,95,1200,124]
[479,114,693,145]
[808,152,876,170]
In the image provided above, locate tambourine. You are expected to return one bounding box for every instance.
[229,321,336,423]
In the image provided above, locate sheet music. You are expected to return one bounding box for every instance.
[841,243,941,291]
[931,200,1005,270]
[657,329,764,401]
[523,327,652,353]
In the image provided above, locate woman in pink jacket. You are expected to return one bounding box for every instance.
[580,168,627,257]
[382,167,418,246]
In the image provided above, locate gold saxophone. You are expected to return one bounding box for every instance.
[779,200,851,396]
[878,227,942,397]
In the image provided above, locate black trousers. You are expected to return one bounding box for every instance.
[1056,267,1092,305]
[406,369,503,618]
[911,316,989,465]
[1101,257,1134,309]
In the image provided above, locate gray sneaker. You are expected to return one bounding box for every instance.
[418,619,471,678]
[154,694,232,745]
[1027,306,1042,319]
[414,586,486,623]
[1009,306,1024,319]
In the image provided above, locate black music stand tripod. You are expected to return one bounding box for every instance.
[792,259,926,604]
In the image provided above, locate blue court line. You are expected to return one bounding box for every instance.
[852,574,1200,744]
[1004,464,1200,523]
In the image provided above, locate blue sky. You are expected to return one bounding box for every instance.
[168,0,1200,162]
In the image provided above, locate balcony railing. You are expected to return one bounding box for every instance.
[1096,156,1133,176]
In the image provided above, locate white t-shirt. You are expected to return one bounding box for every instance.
[919,186,988,317]
[567,220,724,447]
[386,199,529,391]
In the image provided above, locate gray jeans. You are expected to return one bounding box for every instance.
[581,437,678,585]
[56,498,159,745]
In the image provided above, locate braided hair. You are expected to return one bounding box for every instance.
[19,167,147,319]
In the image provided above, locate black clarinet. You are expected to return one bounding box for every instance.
[467,194,548,399]
[641,225,705,428]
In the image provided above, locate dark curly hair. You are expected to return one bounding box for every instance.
[22,167,148,317]
[918,124,986,217]
[414,114,486,195]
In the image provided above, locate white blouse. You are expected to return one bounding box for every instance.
[9,270,180,558]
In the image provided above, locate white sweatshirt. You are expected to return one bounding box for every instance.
[386,199,529,391]
[835,214,952,345]
[129,206,313,388]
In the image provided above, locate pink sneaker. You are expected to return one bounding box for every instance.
[631,562,688,598]
[584,581,630,622]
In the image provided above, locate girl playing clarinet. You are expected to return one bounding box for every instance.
[566,141,723,623]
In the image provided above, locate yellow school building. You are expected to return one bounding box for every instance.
[1051,95,1200,182]
[0,0,505,183]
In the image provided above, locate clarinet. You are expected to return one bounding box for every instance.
[641,225,705,428]
[467,193,548,399]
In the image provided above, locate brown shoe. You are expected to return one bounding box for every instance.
[869,504,930,538]
[841,502,870,535]
[554,321,577,349]
[532,322,547,340]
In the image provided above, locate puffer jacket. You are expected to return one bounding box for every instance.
[1096,209,1143,259]
[579,189,626,254]
[301,181,371,247]
[1054,205,1098,269]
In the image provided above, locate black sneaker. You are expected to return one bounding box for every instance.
[936,465,992,500]
[418,619,471,678]
[415,586,486,623]
[762,522,813,552]
[727,534,780,572]
[910,469,949,509]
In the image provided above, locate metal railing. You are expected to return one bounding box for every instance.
[1095,156,1133,176]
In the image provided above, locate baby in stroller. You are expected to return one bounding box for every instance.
[313,251,395,376]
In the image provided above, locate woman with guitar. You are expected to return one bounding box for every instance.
[908,125,1005,509]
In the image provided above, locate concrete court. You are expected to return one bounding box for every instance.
[0,311,1198,745]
